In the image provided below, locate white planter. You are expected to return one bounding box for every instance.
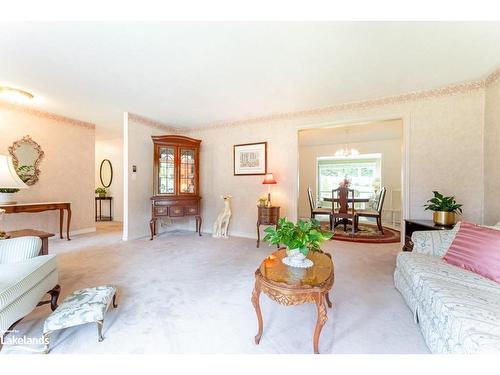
[0,192,17,204]
[282,247,314,268]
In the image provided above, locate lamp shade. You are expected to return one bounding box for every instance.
[262,173,277,185]
[0,155,28,189]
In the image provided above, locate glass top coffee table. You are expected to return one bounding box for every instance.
[251,248,334,354]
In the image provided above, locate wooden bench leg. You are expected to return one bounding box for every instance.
[49,285,61,311]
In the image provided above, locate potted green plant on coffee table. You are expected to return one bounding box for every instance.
[263,218,333,268]
[424,191,462,226]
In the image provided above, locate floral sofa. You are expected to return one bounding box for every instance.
[394,223,500,353]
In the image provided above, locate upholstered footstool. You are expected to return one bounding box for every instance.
[42,285,118,353]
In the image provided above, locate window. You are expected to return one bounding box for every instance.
[317,154,381,203]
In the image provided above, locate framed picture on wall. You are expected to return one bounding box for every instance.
[233,142,267,175]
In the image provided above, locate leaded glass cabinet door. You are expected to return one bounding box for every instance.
[179,148,197,194]
[158,146,176,195]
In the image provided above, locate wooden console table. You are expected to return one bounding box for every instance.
[7,229,55,255]
[0,202,72,240]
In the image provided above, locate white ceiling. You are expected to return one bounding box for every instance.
[1,22,500,133]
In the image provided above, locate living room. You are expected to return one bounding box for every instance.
[1,3,500,374]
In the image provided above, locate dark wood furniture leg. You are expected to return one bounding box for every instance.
[313,292,328,354]
[49,285,61,311]
[256,222,261,248]
[40,237,49,256]
[95,199,97,221]
[150,219,156,240]
[251,281,263,344]
[196,215,202,236]
[377,216,384,234]
[66,208,72,240]
[59,209,64,239]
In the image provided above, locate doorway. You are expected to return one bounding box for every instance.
[297,119,404,236]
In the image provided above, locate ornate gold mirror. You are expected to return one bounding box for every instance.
[8,135,45,186]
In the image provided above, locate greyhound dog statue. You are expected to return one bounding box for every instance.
[212,195,232,238]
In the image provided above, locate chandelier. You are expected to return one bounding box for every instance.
[334,146,360,157]
[334,128,359,157]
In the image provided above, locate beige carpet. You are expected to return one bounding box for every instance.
[2,222,429,354]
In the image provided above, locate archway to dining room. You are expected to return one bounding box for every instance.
[297,119,404,243]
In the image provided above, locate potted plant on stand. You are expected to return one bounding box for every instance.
[424,191,463,226]
[95,187,107,198]
[263,218,333,268]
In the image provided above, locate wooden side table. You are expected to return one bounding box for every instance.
[256,205,280,248]
[6,229,55,256]
[403,219,454,251]
[95,197,113,221]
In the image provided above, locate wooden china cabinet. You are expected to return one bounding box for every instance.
[150,135,202,240]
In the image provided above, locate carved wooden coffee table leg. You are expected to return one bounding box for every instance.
[313,292,328,354]
[251,281,263,344]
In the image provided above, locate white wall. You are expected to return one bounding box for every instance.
[484,77,500,225]
[95,136,123,221]
[123,80,489,240]
[179,84,485,238]
[188,122,297,238]
[124,113,178,240]
[0,103,95,234]
[298,138,402,220]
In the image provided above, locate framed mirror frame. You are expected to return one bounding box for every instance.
[8,135,45,186]
[99,159,113,188]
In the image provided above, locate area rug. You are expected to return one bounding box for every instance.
[321,222,401,243]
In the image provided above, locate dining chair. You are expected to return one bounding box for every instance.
[355,187,387,234]
[331,187,357,234]
[307,187,333,229]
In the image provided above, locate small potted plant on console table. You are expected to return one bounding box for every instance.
[424,191,463,226]
[263,218,333,268]
[95,187,107,198]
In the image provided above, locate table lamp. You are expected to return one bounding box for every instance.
[262,173,277,207]
[0,154,28,204]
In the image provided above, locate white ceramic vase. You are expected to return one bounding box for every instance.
[283,248,314,268]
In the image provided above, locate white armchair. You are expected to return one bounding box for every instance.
[0,236,60,351]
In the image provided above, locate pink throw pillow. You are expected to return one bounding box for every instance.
[444,221,500,283]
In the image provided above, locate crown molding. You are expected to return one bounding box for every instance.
[0,99,96,129]
[186,78,487,132]
[485,67,500,87]
[127,112,179,133]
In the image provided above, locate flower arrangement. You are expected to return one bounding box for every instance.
[339,177,351,188]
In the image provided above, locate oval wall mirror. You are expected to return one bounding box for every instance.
[99,159,113,188]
